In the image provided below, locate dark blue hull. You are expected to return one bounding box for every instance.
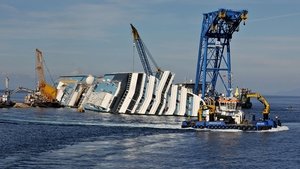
[182,119,281,131]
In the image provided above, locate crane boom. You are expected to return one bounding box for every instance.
[130,24,161,76]
[246,92,270,120]
[36,49,46,85]
[35,49,57,101]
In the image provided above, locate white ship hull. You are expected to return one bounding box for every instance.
[56,71,205,116]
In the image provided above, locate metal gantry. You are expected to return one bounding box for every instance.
[193,9,248,98]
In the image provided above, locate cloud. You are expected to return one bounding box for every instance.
[0,2,139,40]
[0,4,16,14]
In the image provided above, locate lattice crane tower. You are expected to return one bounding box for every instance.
[193,9,248,98]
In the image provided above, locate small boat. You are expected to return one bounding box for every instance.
[0,99,15,108]
[0,77,15,108]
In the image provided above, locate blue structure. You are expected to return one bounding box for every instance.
[193,9,248,98]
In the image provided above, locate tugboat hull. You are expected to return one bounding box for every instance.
[182,119,281,131]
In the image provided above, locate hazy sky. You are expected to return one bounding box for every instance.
[0,0,300,95]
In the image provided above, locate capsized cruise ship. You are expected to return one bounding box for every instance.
[55,71,204,117]
[54,24,205,116]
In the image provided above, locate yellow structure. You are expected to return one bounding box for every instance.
[35,49,57,102]
[246,92,270,119]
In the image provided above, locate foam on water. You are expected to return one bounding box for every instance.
[202,129,243,132]
[259,125,289,132]
[193,127,290,133]
[0,116,291,132]
[1,95,298,169]
[0,117,183,130]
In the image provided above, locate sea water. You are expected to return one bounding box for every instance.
[0,95,299,168]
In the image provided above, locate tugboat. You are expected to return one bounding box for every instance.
[181,93,281,131]
[0,90,15,108]
[0,77,15,108]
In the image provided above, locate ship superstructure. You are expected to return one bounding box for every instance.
[56,71,204,116]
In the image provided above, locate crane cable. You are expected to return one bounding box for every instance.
[132,32,136,73]
[42,56,55,86]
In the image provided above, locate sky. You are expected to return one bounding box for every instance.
[0,0,300,96]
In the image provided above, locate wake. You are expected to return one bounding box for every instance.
[194,126,289,133]
[0,117,291,132]
[0,117,183,130]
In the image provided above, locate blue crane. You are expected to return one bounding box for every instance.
[193,9,248,98]
[130,24,161,76]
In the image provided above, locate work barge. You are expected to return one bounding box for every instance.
[180,8,281,131]
[1,9,282,131]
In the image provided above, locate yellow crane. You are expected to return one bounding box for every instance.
[35,49,57,102]
[246,92,270,120]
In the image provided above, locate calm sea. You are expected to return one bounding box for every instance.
[0,94,299,168]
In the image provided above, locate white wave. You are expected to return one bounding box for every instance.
[0,117,183,130]
[208,129,243,132]
[0,117,291,132]
[98,122,183,130]
[193,126,290,133]
[258,126,289,132]
[193,128,242,132]
[237,125,290,133]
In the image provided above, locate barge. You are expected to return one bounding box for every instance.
[182,118,282,131]
[181,95,282,131]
